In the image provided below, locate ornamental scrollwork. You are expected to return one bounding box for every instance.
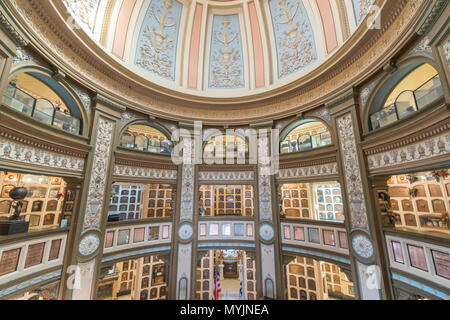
[135,0,182,80]
[82,117,115,230]
[337,113,368,230]
[269,0,317,78]
[209,15,244,89]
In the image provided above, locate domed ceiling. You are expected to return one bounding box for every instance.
[61,0,376,99]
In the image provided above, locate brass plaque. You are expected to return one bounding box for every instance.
[416,199,429,212]
[432,199,446,213]
[0,248,21,276]
[24,243,45,268]
[404,214,417,226]
[415,185,426,197]
[401,200,413,212]
[389,187,409,197]
[428,184,443,197]
[48,239,62,261]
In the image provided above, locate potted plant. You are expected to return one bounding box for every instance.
[430,169,448,182]
[405,174,417,183]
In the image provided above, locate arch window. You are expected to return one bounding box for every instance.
[281,120,331,154]
[119,123,173,155]
[2,72,82,135]
[369,63,443,130]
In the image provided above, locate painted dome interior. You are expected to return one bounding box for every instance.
[61,0,376,98]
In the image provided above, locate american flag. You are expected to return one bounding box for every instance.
[212,269,222,300]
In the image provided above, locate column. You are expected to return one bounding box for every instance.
[0,5,28,97]
[169,121,201,300]
[251,121,283,299]
[63,94,125,300]
[328,89,391,300]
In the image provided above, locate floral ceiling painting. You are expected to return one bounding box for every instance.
[269,0,317,79]
[208,15,245,89]
[135,0,183,81]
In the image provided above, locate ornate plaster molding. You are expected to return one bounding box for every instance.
[276,163,338,179]
[0,135,85,172]
[198,171,254,181]
[113,164,177,180]
[3,0,426,123]
[336,113,369,230]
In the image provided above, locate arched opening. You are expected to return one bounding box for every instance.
[369,63,443,131]
[2,72,83,135]
[280,120,331,154]
[119,123,173,155]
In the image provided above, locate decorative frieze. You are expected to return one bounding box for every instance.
[367,131,450,170]
[82,117,115,230]
[277,163,338,179]
[0,136,85,172]
[198,171,254,181]
[336,113,369,230]
[114,165,177,180]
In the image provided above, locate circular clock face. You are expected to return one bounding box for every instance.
[178,224,193,240]
[259,224,275,241]
[78,233,100,256]
[352,234,374,259]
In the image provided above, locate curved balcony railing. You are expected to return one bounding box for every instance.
[370,75,443,130]
[119,132,173,155]
[2,84,81,135]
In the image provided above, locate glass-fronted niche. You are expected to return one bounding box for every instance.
[97,255,168,300]
[379,169,450,235]
[0,171,73,232]
[286,255,355,300]
[203,134,249,160]
[370,63,443,130]
[2,72,81,135]
[119,124,173,155]
[199,185,254,217]
[196,250,256,300]
[281,120,332,154]
[280,182,344,222]
[108,183,175,221]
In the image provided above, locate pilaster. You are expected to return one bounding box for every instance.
[250,120,283,299]
[64,93,124,300]
[169,121,201,300]
[0,3,28,98]
[328,89,391,300]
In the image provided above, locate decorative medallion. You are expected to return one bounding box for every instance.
[78,233,100,257]
[259,224,275,241]
[178,224,193,241]
[351,234,374,260]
